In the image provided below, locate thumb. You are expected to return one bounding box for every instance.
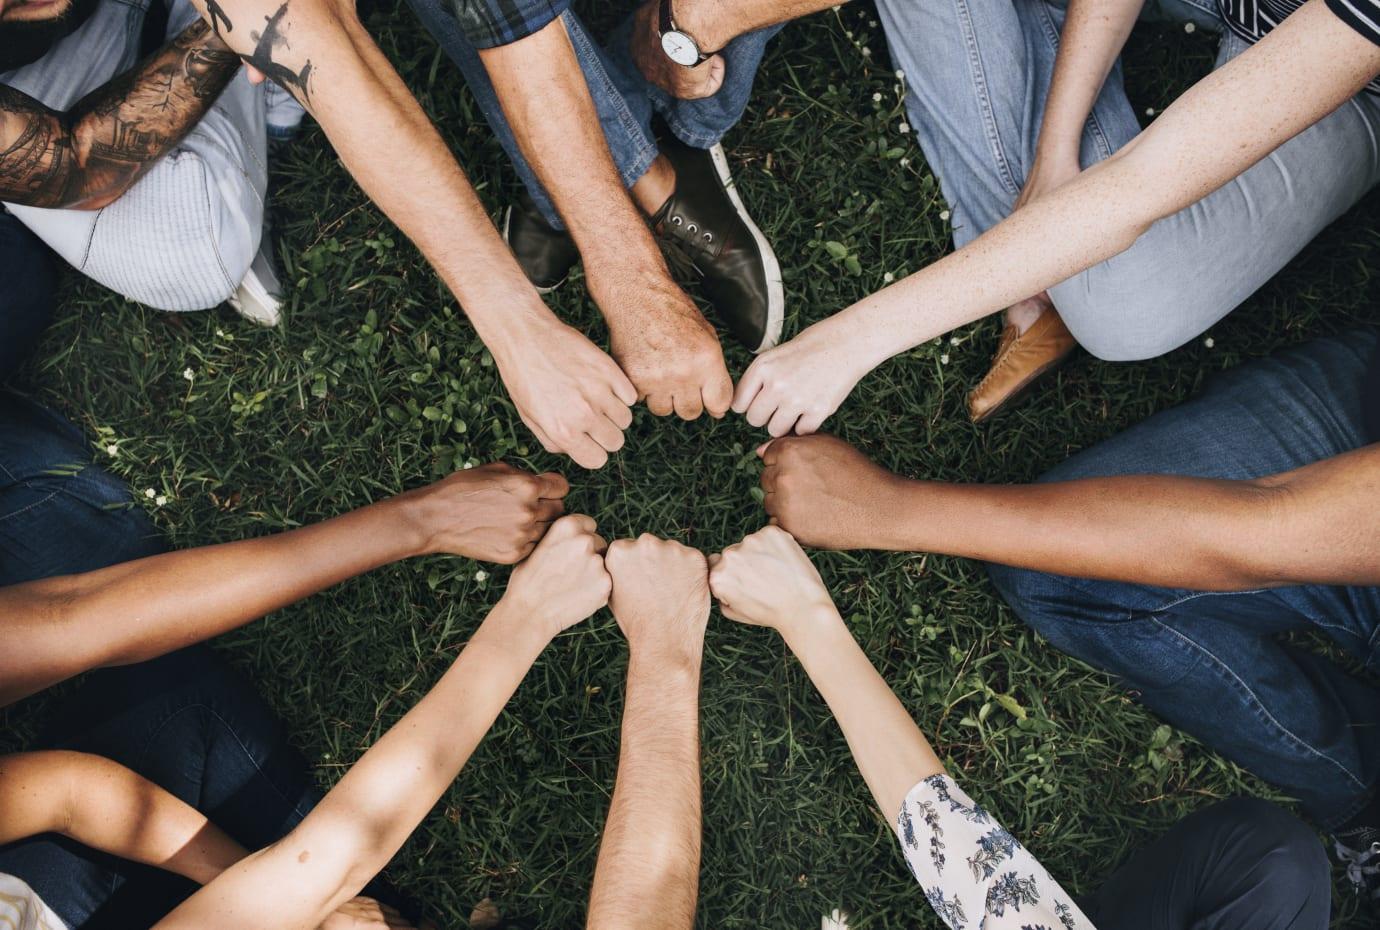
[701,55,726,96]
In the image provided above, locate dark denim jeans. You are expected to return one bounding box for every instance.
[0,209,58,383]
[989,330,1380,830]
[0,395,408,927]
[405,0,781,229]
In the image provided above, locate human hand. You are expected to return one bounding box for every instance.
[629,0,726,100]
[498,514,611,641]
[732,315,870,436]
[708,526,838,640]
[318,897,416,929]
[401,464,569,563]
[759,435,908,550]
[593,267,734,421]
[1012,151,1081,213]
[606,534,710,660]
[492,317,637,470]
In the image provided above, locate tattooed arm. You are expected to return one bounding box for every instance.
[0,19,239,210]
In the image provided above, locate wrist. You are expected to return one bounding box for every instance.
[780,603,847,655]
[377,491,440,559]
[670,0,731,55]
[475,599,554,663]
[628,637,704,677]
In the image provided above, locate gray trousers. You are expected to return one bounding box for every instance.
[877,0,1380,360]
[1,0,269,311]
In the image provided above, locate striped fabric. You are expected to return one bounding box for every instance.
[447,0,571,48]
[1217,0,1380,93]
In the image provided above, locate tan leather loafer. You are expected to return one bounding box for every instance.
[967,307,1077,423]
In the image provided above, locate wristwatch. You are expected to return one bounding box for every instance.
[658,0,712,67]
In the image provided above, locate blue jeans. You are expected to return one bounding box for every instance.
[987,331,1380,830]
[405,0,780,229]
[0,210,57,383]
[875,0,1380,360]
[0,395,409,927]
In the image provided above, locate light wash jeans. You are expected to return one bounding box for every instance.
[875,0,1380,360]
[405,0,781,229]
[987,330,1380,830]
[1,0,270,311]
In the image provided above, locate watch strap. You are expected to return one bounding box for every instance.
[658,0,712,64]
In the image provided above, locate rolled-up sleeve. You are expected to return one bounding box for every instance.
[447,0,572,47]
[1325,0,1380,45]
[896,774,1095,930]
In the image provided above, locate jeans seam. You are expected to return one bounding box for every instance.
[1149,615,1371,795]
[136,702,312,820]
[562,11,659,179]
[0,488,63,523]
[1031,1,1116,162]
[955,0,1020,198]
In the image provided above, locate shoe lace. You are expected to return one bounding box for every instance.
[1335,837,1380,896]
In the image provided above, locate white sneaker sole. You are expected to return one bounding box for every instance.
[707,142,785,353]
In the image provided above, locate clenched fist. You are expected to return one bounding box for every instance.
[759,434,908,550]
[401,463,569,563]
[605,534,710,660]
[708,526,836,640]
[502,514,612,640]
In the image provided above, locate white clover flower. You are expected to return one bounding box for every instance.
[474,569,489,582]
[861,46,872,57]
[883,272,895,283]
[155,495,167,507]
[182,367,195,381]
[105,444,119,456]
[872,92,882,102]
[950,336,960,346]
[215,328,225,337]
[897,121,910,134]
[831,4,840,9]
[939,209,951,221]
[1204,336,1215,348]
[145,488,157,499]
[899,157,910,168]
[462,461,474,469]
[1184,21,1196,32]
[940,353,950,365]
[895,69,905,79]
[1145,107,1156,116]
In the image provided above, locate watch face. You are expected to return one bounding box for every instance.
[661,30,701,67]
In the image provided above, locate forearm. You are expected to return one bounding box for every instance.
[1033,0,1143,168]
[835,0,1380,367]
[587,650,702,930]
[0,752,247,885]
[880,445,1380,589]
[786,615,942,825]
[480,19,668,301]
[0,495,429,706]
[153,602,547,930]
[673,0,840,51]
[193,0,552,349]
[0,21,239,209]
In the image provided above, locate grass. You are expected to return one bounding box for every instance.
[5,2,1380,927]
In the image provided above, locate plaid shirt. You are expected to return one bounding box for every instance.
[448,0,572,47]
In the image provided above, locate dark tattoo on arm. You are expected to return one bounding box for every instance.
[241,2,314,105]
[0,20,241,209]
[205,0,234,35]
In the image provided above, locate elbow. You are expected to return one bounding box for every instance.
[1203,481,1300,590]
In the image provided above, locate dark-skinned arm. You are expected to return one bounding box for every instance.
[761,434,1380,590]
[0,20,240,209]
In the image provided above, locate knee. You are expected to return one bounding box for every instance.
[1203,798,1331,904]
[1050,268,1216,363]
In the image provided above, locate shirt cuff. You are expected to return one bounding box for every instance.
[448,0,573,49]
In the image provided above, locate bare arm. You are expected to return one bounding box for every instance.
[709,528,942,822]
[479,19,734,423]
[152,515,612,930]
[735,0,1380,436]
[762,434,1380,590]
[0,751,246,884]
[0,465,568,707]
[591,536,710,930]
[0,20,240,209]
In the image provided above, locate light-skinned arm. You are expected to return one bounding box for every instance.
[152,514,612,930]
[708,527,942,821]
[479,20,734,423]
[190,0,636,469]
[759,433,1380,590]
[733,0,1380,436]
[0,464,568,707]
[589,535,710,930]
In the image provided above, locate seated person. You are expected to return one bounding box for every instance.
[708,526,1332,929]
[0,0,304,328]
[753,328,1380,901]
[404,0,786,425]
[725,0,1380,434]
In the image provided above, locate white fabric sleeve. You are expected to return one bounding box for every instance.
[896,774,1097,930]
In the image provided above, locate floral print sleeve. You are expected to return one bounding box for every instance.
[896,774,1096,930]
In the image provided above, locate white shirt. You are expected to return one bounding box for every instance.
[0,873,67,930]
[897,775,1096,930]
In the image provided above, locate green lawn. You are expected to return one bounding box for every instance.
[5,2,1379,926]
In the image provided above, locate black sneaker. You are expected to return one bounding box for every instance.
[652,133,784,353]
[502,189,581,294]
[1335,825,1380,911]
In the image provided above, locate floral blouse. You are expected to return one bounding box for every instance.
[897,775,1096,930]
